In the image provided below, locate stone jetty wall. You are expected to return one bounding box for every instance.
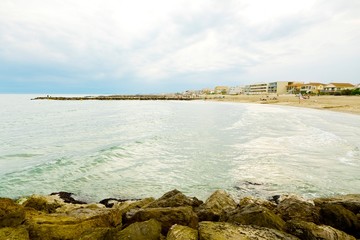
[1,189,359,239]
[32,95,201,101]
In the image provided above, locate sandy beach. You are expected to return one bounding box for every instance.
[205,94,360,115]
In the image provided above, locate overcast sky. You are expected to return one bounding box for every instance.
[1,0,359,94]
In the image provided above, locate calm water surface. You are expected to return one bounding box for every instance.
[0,94,359,202]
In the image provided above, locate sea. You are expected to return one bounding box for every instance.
[0,94,359,202]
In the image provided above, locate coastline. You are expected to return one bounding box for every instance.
[204,95,360,115]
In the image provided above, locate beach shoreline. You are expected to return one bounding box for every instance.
[204,94,360,115]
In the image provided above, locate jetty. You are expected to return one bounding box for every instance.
[32,95,201,101]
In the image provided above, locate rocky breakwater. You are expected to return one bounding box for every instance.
[1,190,359,240]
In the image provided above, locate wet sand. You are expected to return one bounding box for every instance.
[205,95,360,115]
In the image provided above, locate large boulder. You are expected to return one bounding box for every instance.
[24,203,123,240]
[285,220,356,240]
[275,195,320,223]
[195,190,237,221]
[78,228,111,240]
[0,198,25,228]
[221,204,285,231]
[22,195,64,213]
[125,206,198,234]
[145,189,203,208]
[167,224,198,240]
[198,221,299,240]
[318,203,359,238]
[314,194,360,214]
[0,227,29,240]
[239,196,277,211]
[110,219,162,240]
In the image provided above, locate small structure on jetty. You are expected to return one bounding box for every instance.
[32,95,201,101]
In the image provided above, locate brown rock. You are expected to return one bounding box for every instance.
[110,219,162,240]
[145,189,203,208]
[314,194,360,214]
[195,190,237,221]
[222,204,285,231]
[0,227,29,240]
[285,220,356,240]
[125,206,198,234]
[22,195,64,213]
[275,195,320,223]
[0,198,25,228]
[199,221,299,240]
[319,203,359,238]
[24,203,123,240]
[167,224,198,240]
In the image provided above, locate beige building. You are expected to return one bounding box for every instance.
[300,83,325,94]
[268,81,289,94]
[323,83,355,93]
[246,83,268,94]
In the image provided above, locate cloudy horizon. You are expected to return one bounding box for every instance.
[1,0,359,94]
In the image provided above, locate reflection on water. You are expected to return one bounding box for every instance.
[0,95,359,201]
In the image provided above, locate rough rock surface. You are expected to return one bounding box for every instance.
[239,196,277,211]
[285,220,356,240]
[198,221,299,240]
[167,224,198,240]
[314,194,360,214]
[195,190,237,221]
[275,195,320,223]
[25,203,123,239]
[125,206,198,234]
[110,219,162,240]
[145,189,203,208]
[22,195,64,213]
[318,203,360,238]
[0,198,25,228]
[222,204,285,230]
[0,227,29,240]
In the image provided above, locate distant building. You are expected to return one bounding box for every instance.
[300,82,325,94]
[323,83,355,93]
[247,83,268,95]
[286,82,304,94]
[268,81,289,94]
[228,86,244,95]
[214,86,230,94]
[201,88,213,94]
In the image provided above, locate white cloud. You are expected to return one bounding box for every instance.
[0,0,359,92]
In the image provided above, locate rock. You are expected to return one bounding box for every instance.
[145,189,203,208]
[221,204,285,231]
[22,195,64,213]
[318,203,359,238]
[314,194,360,214]
[125,206,198,234]
[50,191,87,204]
[167,224,198,240]
[110,219,162,240]
[275,195,320,223]
[240,196,277,211]
[79,228,112,240]
[0,198,25,228]
[198,221,299,240]
[285,220,356,240]
[0,227,29,240]
[24,203,123,240]
[195,190,237,221]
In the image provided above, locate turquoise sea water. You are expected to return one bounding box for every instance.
[0,94,359,202]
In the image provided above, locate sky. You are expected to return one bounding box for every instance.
[0,0,359,94]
